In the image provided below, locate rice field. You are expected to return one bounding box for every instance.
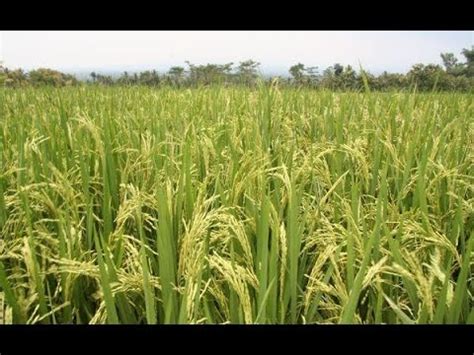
[0,85,472,324]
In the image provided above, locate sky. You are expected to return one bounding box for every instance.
[1,31,472,76]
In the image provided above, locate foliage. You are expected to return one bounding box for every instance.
[1,48,474,91]
[236,60,260,86]
[28,68,78,86]
[0,86,472,324]
[289,63,320,87]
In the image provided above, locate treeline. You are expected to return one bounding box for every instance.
[1,47,473,91]
[0,68,78,87]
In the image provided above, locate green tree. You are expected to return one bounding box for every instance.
[340,65,357,89]
[236,60,260,86]
[461,47,474,64]
[289,63,319,87]
[408,64,445,91]
[0,63,6,86]
[440,53,458,72]
[440,52,466,77]
[334,63,344,76]
[304,66,320,87]
[138,70,160,86]
[4,68,28,87]
[374,71,407,91]
[29,68,77,86]
[94,73,114,85]
[117,71,131,85]
[185,61,234,86]
[168,66,185,87]
[289,63,306,84]
[461,47,474,77]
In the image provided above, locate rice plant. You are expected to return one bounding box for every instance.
[0,85,472,324]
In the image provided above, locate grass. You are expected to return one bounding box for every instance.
[0,85,472,324]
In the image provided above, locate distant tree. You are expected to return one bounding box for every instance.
[440,53,458,72]
[374,71,407,91]
[94,73,114,85]
[1,49,473,91]
[289,63,320,87]
[0,63,6,86]
[3,68,28,87]
[320,65,338,89]
[439,52,467,77]
[236,60,260,86]
[340,65,357,89]
[168,66,185,86]
[117,71,131,85]
[408,63,445,91]
[461,47,474,65]
[304,66,320,87]
[289,63,306,84]
[334,63,344,76]
[319,63,348,90]
[138,70,160,86]
[215,62,234,85]
[185,61,234,86]
[29,68,77,86]
[461,47,474,77]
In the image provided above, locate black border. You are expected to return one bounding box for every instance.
[1,1,473,30]
[0,325,472,354]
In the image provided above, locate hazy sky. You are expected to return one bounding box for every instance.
[1,31,472,75]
